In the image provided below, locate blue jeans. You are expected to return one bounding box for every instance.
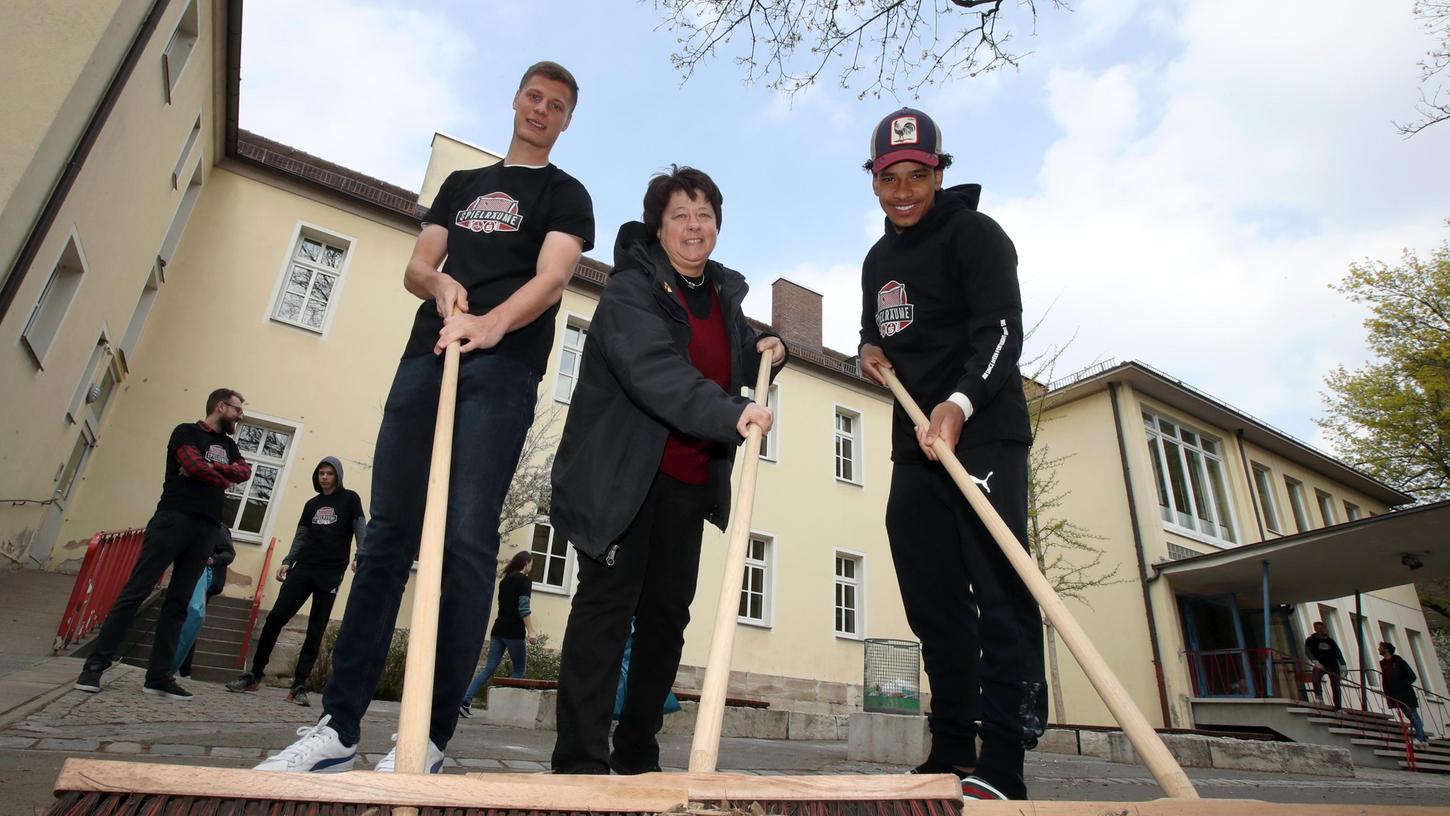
[321,352,538,749]
[462,637,527,704]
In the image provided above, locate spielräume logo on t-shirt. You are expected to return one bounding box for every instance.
[205,444,229,465]
[876,280,915,336]
[311,506,339,526]
[456,193,523,233]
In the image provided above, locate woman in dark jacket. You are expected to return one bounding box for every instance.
[550,166,785,774]
[1379,641,1429,743]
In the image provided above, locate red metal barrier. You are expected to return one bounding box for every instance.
[236,536,278,669]
[52,528,148,653]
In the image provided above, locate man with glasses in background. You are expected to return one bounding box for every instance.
[75,388,253,700]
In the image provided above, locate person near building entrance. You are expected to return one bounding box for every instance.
[74,388,252,700]
[459,550,538,718]
[1380,641,1429,743]
[855,108,1045,801]
[255,60,593,775]
[226,457,365,705]
[549,166,784,775]
[1305,621,1346,710]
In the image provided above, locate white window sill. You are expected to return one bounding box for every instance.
[1162,522,1233,550]
[737,617,771,629]
[835,476,864,488]
[834,631,864,642]
[533,582,571,597]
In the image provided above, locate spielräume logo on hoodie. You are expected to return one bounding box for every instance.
[456,192,523,233]
[876,280,915,337]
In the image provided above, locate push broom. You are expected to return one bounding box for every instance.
[46,351,1441,815]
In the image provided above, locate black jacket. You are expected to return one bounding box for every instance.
[551,221,785,560]
[859,183,1030,461]
[1382,655,1419,709]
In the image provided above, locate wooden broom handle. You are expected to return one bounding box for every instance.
[882,369,1199,800]
[395,311,463,784]
[689,352,773,773]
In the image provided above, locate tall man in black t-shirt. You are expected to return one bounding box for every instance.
[259,61,594,774]
[856,109,1045,801]
[75,388,252,700]
[227,457,365,705]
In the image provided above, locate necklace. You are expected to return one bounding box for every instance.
[677,272,707,290]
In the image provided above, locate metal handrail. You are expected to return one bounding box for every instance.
[235,536,277,669]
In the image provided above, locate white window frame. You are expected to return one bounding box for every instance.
[222,411,301,546]
[267,222,356,337]
[745,383,780,462]
[20,228,89,369]
[833,548,865,640]
[1250,462,1281,535]
[1141,409,1237,545]
[833,403,864,486]
[553,314,590,404]
[527,516,574,596]
[119,262,164,369]
[161,0,199,104]
[1284,476,1311,532]
[1407,630,1435,694]
[1343,501,1361,522]
[172,114,202,190]
[738,531,775,628]
[66,330,123,427]
[1315,489,1338,527]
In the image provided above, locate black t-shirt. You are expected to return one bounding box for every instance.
[405,163,595,372]
[156,422,244,522]
[292,489,365,571]
[491,571,533,639]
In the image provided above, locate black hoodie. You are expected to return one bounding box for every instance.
[282,456,366,571]
[550,222,785,560]
[860,183,1031,462]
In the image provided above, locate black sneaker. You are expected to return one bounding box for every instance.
[960,775,1009,801]
[909,758,971,778]
[143,678,194,700]
[226,672,260,693]
[74,668,102,693]
[458,702,473,718]
[286,688,311,707]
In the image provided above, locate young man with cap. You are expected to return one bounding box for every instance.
[74,388,252,700]
[257,60,594,774]
[856,108,1046,801]
[226,456,366,706]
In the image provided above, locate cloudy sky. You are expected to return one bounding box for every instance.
[238,0,1449,450]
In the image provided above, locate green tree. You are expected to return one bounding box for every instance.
[1319,236,1450,672]
[650,0,1065,98]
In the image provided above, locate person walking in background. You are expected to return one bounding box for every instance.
[459,551,538,718]
[227,457,365,705]
[1380,641,1430,744]
[1306,621,1346,710]
[74,388,251,700]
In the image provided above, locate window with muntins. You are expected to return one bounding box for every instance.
[1142,410,1236,543]
[222,419,294,540]
[528,519,571,592]
[738,534,772,625]
[272,230,349,333]
[746,383,780,461]
[834,408,861,484]
[1250,463,1281,534]
[834,552,863,637]
[553,322,587,403]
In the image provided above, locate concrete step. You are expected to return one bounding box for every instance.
[1399,758,1450,774]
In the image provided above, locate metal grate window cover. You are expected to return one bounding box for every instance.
[863,638,921,714]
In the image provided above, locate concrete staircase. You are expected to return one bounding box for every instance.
[117,595,253,683]
[1287,703,1450,774]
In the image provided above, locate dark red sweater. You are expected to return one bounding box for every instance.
[659,284,731,485]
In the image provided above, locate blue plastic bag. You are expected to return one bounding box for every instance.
[612,620,682,720]
[170,566,210,675]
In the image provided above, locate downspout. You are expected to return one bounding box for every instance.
[1108,382,1174,727]
[1237,429,1266,541]
[0,0,174,322]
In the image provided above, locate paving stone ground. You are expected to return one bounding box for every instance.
[4,662,1450,814]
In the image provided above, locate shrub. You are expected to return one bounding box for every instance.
[306,627,559,703]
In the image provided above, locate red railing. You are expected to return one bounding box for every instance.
[236,536,277,668]
[52,528,148,653]
[1185,647,1303,698]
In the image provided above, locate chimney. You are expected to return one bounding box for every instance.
[771,278,823,352]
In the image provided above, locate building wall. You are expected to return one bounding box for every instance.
[1,0,221,568]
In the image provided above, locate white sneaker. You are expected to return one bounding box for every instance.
[373,733,445,773]
[254,715,356,773]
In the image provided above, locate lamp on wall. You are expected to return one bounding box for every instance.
[1401,552,1425,571]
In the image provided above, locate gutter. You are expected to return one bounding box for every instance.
[0,0,173,323]
[1109,381,1175,727]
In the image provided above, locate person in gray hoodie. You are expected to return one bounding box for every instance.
[226,457,365,705]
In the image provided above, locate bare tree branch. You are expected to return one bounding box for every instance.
[1396,0,1450,135]
[650,0,1065,99]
